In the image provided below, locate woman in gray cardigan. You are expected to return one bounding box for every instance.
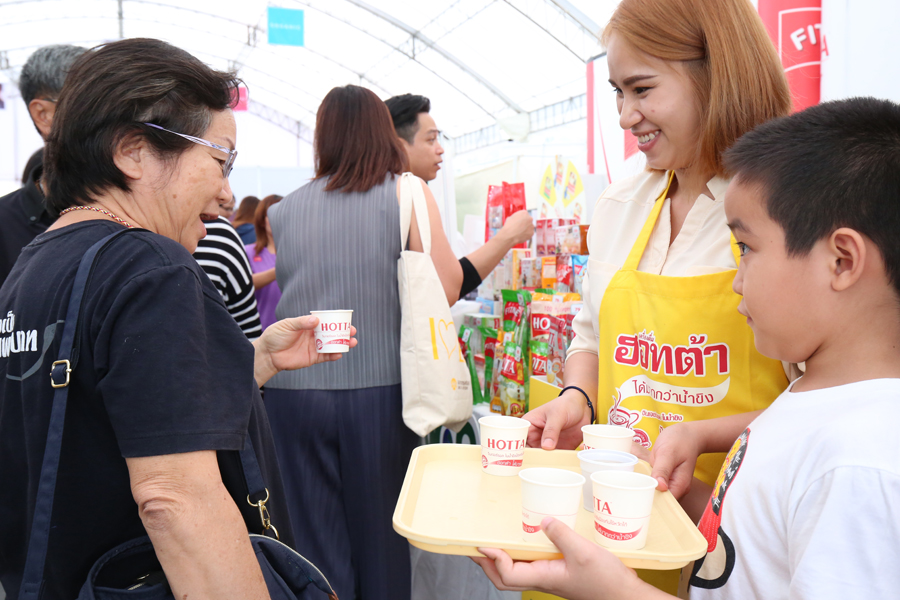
[265,85,462,600]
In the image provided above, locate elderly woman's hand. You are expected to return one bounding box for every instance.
[252,315,358,387]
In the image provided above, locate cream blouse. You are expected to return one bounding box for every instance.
[567,170,799,379]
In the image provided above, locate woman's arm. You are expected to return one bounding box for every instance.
[523,351,599,450]
[127,450,270,600]
[252,315,357,387]
[400,176,463,306]
[252,267,277,290]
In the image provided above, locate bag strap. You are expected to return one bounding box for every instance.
[398,172,432,255]
[19,228,278,599]
[19,228,137,600]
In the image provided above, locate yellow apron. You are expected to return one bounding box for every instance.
[596,172,787,485]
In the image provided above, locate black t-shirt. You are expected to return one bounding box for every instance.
[0,221,294,599]
[0,163,55,290]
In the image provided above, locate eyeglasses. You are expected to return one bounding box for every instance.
[143,123,237,178]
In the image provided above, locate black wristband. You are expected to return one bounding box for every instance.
[559,385,594,425]
[458,256,483,299]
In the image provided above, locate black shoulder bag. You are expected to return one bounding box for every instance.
[17,229,337,600]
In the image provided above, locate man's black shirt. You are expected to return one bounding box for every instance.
[0,162,55,289]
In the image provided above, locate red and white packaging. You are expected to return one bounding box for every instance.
[310,310,353,353]
[537,218,577,256]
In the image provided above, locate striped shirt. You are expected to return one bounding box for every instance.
[193,217,262,340]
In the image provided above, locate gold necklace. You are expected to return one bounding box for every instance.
[58,205,134,228]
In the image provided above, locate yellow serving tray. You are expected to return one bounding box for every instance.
[393,444,707,570]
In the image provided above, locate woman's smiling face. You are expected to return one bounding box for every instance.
[606,33,704,172]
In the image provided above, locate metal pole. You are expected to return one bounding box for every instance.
[118,0,124,39]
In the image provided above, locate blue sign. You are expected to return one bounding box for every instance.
[267,7,304,47]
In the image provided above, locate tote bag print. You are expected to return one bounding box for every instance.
[398,173,472,436]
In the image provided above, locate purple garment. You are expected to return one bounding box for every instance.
[245,244,281,331]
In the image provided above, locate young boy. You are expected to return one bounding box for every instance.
[473,97,900,599]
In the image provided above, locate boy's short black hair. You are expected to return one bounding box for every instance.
[724,97,900,296]
[384,94,430,144]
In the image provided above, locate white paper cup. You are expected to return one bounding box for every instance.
[310,310,353,353]
[581,424,634,452]
[478,416,530,476]
[577,449,638,511]
[519,468,585,544]
[591,471,657,550]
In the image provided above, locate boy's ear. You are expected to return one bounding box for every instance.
[112,133,147,180]
[828,227,867,292]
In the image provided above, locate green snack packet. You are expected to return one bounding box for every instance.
[458,325,483,405]
[530,338,550,378]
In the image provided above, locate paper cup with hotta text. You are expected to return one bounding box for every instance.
[591,470,657,550]
[478,415,530,476]
[581,424,634,452]
[577,449,637,511]
[519,468,584,544]
[310,310,353,353]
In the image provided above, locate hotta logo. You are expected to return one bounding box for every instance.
[485,437,525,451]
[595,521,642,541]
[614,331,730,377]
[320,321,350,332]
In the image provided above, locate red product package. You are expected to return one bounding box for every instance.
[556,255,573,293]
[485,182,528,246]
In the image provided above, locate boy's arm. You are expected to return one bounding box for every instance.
[473,518,673,600]
[650,410,762,498]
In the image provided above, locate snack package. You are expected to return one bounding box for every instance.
[556,255,573,293]
[540,256,557,290]
[485,182,528,247]
[537,218,578,256]
[579,224,590,254]
[457,325,483,405]
[491,253,513,293]
[511,248,533,290]
[490,289,532,415]
[530,338,549,378]
[519,257,541,290]
[572,255,588,297]
[479,325,499,403]
[556,224,586,255]
[485,185,505,241]
[495,341,527,416]
[531,293,567,385]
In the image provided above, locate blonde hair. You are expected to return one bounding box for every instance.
[602,0,791,177]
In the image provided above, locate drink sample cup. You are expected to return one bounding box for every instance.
[519,468,585,544]
[577,449,638,511]
[478,415,530,476]
[591,471,658,550]
[581,424,634,452]
[310,310,353,353]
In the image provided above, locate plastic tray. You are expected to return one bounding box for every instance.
[393,444,707,569]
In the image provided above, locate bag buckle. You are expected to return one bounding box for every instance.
[247,488,279,541]
[50,360,72,388]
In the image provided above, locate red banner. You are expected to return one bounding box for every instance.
[758,0,824,112]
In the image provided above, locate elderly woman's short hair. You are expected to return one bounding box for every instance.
[44,38,241,212]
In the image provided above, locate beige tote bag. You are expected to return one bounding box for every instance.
[398,173,473,437]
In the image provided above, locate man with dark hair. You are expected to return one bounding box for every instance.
[386,93,535,299]
[0,44,86,288]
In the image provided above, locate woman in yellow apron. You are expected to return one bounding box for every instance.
[525,0,794,517]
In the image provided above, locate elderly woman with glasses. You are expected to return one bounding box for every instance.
[0,38,354,600]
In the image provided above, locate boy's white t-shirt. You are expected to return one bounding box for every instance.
[689,378,900,600]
